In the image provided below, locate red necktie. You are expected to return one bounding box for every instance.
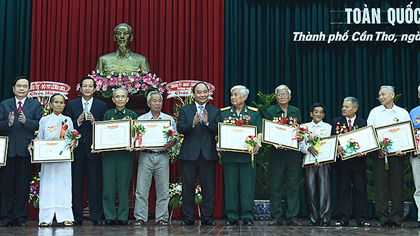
[17,101,22,114]
[348,120,352,131]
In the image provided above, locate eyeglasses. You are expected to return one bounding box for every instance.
[277,93,289,98]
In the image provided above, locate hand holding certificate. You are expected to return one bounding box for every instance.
[375,120,417,156]
[92,119,132,152]
[337,125,380,160]
[133,119,172,149]
[303,136,338,167]
[262,119,299,151]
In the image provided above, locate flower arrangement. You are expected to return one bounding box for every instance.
[36,96,51,117]
[379,137,393,170]
[169,182,202,210]
[28,172,41,208]
[345,138,360,155]
[133,124,146,146]
[60,129,81,155]
[415,129,420,158]
[306,134,321,165]
[167,134,183,164]
[163,126,178,142]
[272,114,297,126]
[245,135,259,167]
[293,124,309,140]
[77,69,166,98]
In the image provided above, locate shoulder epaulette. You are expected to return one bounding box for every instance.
[247,106,258,112]
[220,106,231,112]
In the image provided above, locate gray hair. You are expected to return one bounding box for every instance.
[147,91,163,103]
[380,85,395,93]
[112,87,129,98]
[417,85,420,94]
[231,85,249,99]
[275,85,291,96]
[343,96,359,108]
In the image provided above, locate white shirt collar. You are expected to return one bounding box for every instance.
[195,101,206,110]
[345,115,356,125]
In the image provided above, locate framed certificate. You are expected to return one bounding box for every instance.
[218,123,257,153]
[31,139,73,163]
[338,125,380,160]
[92,119,132,152]
[262,119,299,151]
[133,119,172,149]
[302,136,338,167]
[375,120,417,155]
[0,136,8,166]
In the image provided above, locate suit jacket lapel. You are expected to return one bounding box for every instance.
[10,99,18,114]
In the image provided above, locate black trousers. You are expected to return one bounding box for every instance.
[180,152,216,221]
[0,156,32,221]
[71,153,104,222]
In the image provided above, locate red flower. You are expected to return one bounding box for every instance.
[335,126,340,130]
[344,129,348,133]
[245,121,250,125]
[236,120,243,126]
[279,117,287,124]
[73,130,80,136]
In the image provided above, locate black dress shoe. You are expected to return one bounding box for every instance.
[391,221,404,228]
[16,219,27,227]
[322,222,330,227]
[308,221,319,226]
[415,221,420,228]
[105,219,116,226]
[117,220,130,225]
[243,218,254,226]
[287,219,303,226]
[0,219,15,227]
[268,220,283,226]
[181,219,194,226]
[225,218,238,226]
[377,221,390,227]
[201,219,216,226]
[93,220,104,226]
[73,220,83,226]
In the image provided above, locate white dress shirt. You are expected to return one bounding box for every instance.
[367,104,410,127]
[15,97,27,108]
[300,120,332,155]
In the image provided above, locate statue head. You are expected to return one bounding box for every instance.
[113,23,133,50]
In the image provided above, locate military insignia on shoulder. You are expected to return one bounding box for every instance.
[247,106,258,112]
[220,106,231,112]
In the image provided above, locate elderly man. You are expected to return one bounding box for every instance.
[96,23,150,73]
[300,103,331,226]
[177,82,221,226]
[0,76,43,227]
[367,85,410,227]
[265,84,303,226]
[134,91,176,226]
[220,85,262,226]
[409,85,420,228]
[331,97,370,227]
[101,88,137,226]
[66,76,108,226]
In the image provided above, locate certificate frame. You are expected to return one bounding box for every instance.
[218,123,257,153]
[338,125,380,161]
[302,135,338,168]
[0,136,8,166]
[92,119,132,152]
[31,139,73,163]
[262,119,299,151]
[375,120,417,156]
[133,119,172,149]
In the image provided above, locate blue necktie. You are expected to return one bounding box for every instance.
[198,105,203,123]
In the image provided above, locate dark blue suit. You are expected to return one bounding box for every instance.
[177,102,221,221]
[65,97,107,222]
[0,97,42,222]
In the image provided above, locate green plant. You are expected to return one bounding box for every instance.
[252,91,275,116]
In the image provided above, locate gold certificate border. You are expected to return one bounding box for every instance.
[92,119,132,152]
[338,125,380,161]
[30,139,74,163]
[262,119,300,151]
[0,136,8,166]
[218,123,257,153]
[302,135,338,168]
[375,120,417,156]
[133,119,172,149]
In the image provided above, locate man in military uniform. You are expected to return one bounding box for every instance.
[220,85,262,226]
[265,84,303,226]
[101,88,137,226]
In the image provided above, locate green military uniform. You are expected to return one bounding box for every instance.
[102,107,137,221]
[220,105,262,221]
[265,104,302,224]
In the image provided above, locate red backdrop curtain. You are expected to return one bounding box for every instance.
[30,0,224,219]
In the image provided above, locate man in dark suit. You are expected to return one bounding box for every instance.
[177,82,221,226]
[65,76,107,226]
[0,76,43,227]
[330,97,370,227]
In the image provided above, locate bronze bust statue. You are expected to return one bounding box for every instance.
[96,23,150,73]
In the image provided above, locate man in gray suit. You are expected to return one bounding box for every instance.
[0,76,43,227]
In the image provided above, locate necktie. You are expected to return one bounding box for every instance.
[84,102,89,120]
[198,105,204,123]
[313,124,319,135]
[348,120,352,131]
[17,101,22,114]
